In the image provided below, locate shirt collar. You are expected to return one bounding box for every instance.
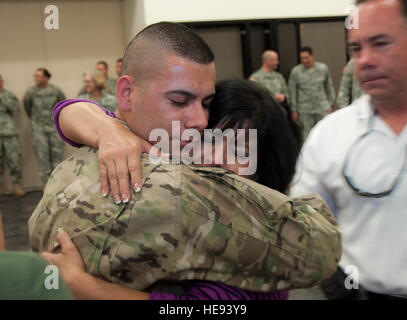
[355,94,374,121]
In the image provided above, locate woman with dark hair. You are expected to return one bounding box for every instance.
[37,79,338,300]
[207,79,300,193]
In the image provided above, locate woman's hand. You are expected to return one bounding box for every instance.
[95,120,163,204]
[41,228,86,289]
[42,228,151,300]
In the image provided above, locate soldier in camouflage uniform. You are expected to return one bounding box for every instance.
[250,51,289,108]
[24,68,66,183]
[77,71,117,112]
[288,47,336,141]
[96,61,117,96]
[0,75,25,196]
[29,149,341,292]
[336,59,364,108]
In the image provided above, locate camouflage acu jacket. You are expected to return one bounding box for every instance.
[77,90,118,113]
[336,60,364,108]
[23,84,65,132]
[29,148,341,292]
[249,69,289,99]
[0,89,19,136]
[288,62,336,114]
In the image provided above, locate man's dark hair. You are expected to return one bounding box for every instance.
[37,68,51,79]
[300,46,313,56]
[356,0,407,18]
[208,79,300,193]
[96,61,108,69]
[116,58,123,63]
[122,22,214,81]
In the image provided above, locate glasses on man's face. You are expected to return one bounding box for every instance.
[342,115,407,198]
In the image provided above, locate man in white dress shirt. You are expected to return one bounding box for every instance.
[290,0,407,299]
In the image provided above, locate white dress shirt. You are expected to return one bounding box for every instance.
[290,95,407,295]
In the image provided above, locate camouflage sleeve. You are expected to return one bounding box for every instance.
[288,70,297,112]
[249,72,258,82]
[336,67,353,108]
[57,87,66,102]
[280,74,289,101]
[23,90,32,118]
[4,91,19,114]
[324,68,336,106]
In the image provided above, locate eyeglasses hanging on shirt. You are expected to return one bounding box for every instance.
[342,112,407,198]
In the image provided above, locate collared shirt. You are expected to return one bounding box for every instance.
[290,94,407,296]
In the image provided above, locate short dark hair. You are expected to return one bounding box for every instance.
[96,61,108,69]
[37,68,51,79]
[122,22,214,79]
[300,46,313,56]
[116,58,123,63]
[208,79,300,193]
[356,0,407,18]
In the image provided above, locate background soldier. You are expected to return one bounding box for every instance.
[0,75,25,196]
[336,59,364,108]
[77,71,117,112]
[24,68,66,184]
[250,50,289,105]
[289,46,336,141]
[96,61,117,96]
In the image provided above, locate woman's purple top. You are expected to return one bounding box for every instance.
[52,99,289,301]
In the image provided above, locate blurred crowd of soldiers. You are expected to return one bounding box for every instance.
[250,47,363,140]
[0,59,122,196]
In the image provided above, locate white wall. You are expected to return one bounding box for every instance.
[143,0,355,25]
[0,0,124,192]
[122,0,146,46]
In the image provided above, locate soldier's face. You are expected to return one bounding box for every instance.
[34,71,47,86]
[126,53,216,153]
[269,55,279,70]
[96,64,108,77]
[349,0,407,104]
[300,52,314,69]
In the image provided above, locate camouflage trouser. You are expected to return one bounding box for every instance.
[0,135,22,184]
[32,125,64,182]
[298,113,326,141]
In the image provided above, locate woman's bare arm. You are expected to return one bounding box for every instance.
[42,229,150,300]
[57,102,159,204]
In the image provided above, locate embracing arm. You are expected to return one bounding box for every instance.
[53,100,160,202]
[42,229,150,300]
[55,100,117,148]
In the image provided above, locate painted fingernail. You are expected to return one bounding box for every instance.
[114,195,122,204]
[57,227,63,233]
[134,183,141,193]
[102,189,108,197]
[122,194,129,203]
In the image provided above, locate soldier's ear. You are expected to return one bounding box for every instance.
[116,76,133,112]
